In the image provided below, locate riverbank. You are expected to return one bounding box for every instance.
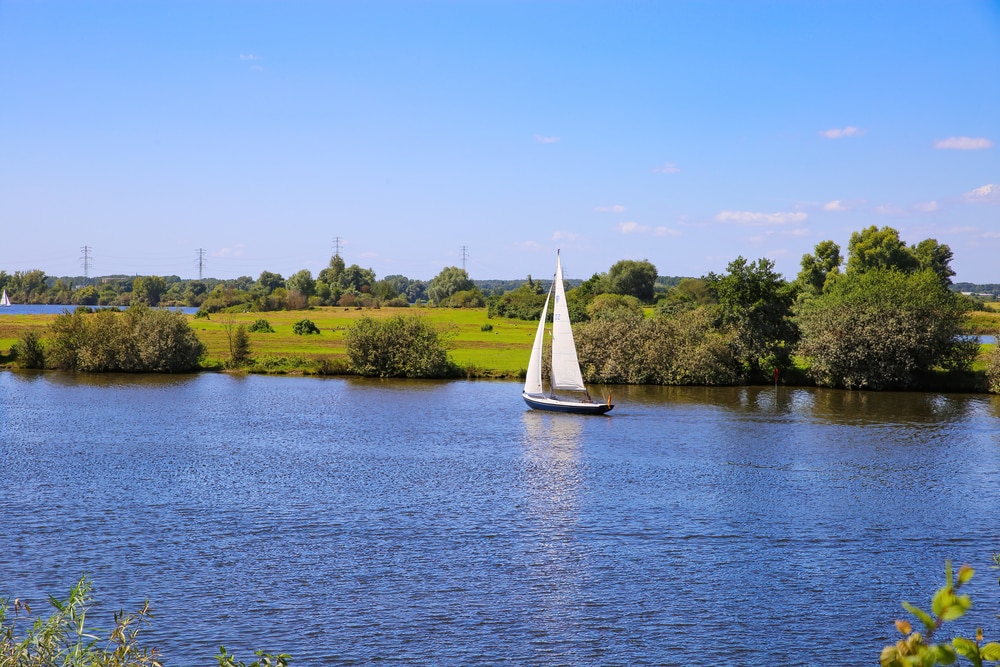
[1,305,997,390]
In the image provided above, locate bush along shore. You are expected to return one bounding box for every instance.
[2,226,1000,391]
[0,300,998,393]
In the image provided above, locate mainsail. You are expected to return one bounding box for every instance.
[550,252,587,392]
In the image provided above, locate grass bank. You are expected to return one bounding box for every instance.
[0,306,535,378]
[1,306,997,389]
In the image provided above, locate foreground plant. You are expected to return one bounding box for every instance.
[880,561,1000,666]
[0,575,160,666]
[0,576,291,667]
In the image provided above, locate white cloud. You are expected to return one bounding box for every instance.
[534,134,559,144]
[653,226,681,237]
[913,201,939,212]
[820,126,864,139]
[216,244,246,258]
[594,205,626,213]
[617,221,649,234]
[552,231,579,241]
[715,210,808,225]
[934,136,993,150]
[964,183,1000,202]
[875,204,905,216]
[515,241,542,251]
[823,200,850,211]
[239,54,260,61]
[983,231,1000,239]
[652,162,681,174]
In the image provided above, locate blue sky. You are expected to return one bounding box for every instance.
[2,1,998,283]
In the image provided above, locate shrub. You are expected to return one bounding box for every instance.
[292,319,320,335]
[226,324,252,369]
[480,323,493,332]
[797,269,972,389]
[46,304,204,373]
[346,315,454,378]
[11,330,45,369]
[247,318,274,333]
[986,334,1000,394]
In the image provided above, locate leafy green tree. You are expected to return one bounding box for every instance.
[335,264,375,293]
[346,315,454,378]
[440,288,486,308]
[606,259,657,302]
[256,271,285,294]
[847,225,919,275]
[317,253,346,286]
[285,269,316,299]
[10,269,48,303]
[912,238,956,285]
[796,268,972,389]
[796,239,842,295]
[427,266,474,304]
[133,275,167,306]
[185,280,208,306]
[72,285,100,305]
[706,256,797,381]
[655,278,714,316]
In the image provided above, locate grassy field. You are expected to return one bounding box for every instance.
[0,306,536,377]
[2,305,998,379]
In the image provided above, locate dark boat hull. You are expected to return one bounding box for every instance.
[522,392,614,414]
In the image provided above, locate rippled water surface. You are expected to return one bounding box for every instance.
[1,373,999,665]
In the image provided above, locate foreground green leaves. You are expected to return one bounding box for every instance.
[880,561,1000,667]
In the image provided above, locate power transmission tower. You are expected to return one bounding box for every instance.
[332,236,343,258]
[460,245,469,272]
[80,246,92,282]
[196,248,207,279]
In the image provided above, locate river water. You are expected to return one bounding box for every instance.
[1,372,999,666]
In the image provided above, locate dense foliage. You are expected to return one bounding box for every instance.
[345,315,455,378]
[45,305,204,373]
[797,269,973,389]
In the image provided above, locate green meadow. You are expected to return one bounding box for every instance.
[0,307,537,378]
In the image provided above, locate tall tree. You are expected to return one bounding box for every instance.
[706,256,797,380]
[606,259,658,303]
[911,238,955,285]
[846,226,918,275]
[256,271,285,294]
[427,266,474,304]
[132,275,166,306]
[286,269,316,298]
[796,240,842,295]
[797,268,973,389]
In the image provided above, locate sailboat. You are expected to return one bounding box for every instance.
[522,251,613,414]
[0,290,10,307]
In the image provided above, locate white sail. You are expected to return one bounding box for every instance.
[523,284,551,395]
[550,252,587,391]
[0,290,10,307]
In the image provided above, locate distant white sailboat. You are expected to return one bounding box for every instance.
[0,290,10,307]
[522,251,613,414]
